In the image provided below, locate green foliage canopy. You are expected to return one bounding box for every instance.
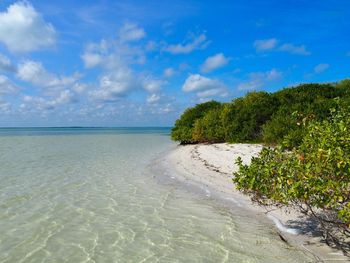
[171,100,221,144]
[234,105,350,238]
[171,80,350,145]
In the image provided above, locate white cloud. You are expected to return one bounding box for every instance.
[254,38,310,56]
[0,1,56,53]
[182,74,228,98]
[15,60,85,109]
[82,36,145,70]
[314,63,329,74]
[17,60,81,90]
[81,53,103,68]
[183,74,223,92]
[163,67,175,77]
[83,29,166,103]
[164,33,210,54]
[238,69,282,90]
[142,78,164,93]
[119,23,146,42]
[254,38,278,51]
[81,40,109,68]
[72,83,88,94]
[21,90,76,110]
[0,53,15,72]
[52,90,76,105]
[91,71,165,102]
[90,66,141,102]
[278,43,310,55]
[200,53,229,73]
[0,75,18,94]
[147,93,161,104]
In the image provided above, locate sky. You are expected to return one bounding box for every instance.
[0,0,349,127]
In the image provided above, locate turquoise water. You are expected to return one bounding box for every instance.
[0,128,313,262]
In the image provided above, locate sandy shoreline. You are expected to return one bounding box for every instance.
[157,143,349,262]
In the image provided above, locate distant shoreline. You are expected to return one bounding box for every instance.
[157,143,349,262]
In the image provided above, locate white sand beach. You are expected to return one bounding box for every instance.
[161,143,349,262]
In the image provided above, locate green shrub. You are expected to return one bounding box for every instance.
[171,80,350,146]
[262,83,342,146]
[262,109,302,145]
[223,91,277,142]
[171,101,221,144]
[192,107,225,143]
[234,105,350,244]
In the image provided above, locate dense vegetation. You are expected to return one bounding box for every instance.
[171,81,349,146]
[171,80,350,252]
[234,104,350,252]
[171,101,222,144]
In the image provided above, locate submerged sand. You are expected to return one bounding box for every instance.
[160,143,349,262]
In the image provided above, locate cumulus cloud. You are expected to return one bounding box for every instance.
[278,43,310,55]
[0,53,16,72]
[142,78,164,93]
[164,33,210,54]
[91,71,165,102]
[254,38,310,55]
[82,34,145,70]
[182,74,228,98]
[238,69,282,90]
[16,60,81,91]
[0,1,56,53]
[15,60,84,110]
[314,63,329,74]
[81,39,109,68]
[51,90,76,105]
[0,75,18,95]
[72,83,88,94]
[147,93,161,104]
[254,38,278,51]
[90,69,136,102]
[82,25,167,102]
[81,53,103,69]
[22,90,76,110]
[119,23,146,42]
[200,53,229,73]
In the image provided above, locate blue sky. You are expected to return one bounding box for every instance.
[0,0,349,127]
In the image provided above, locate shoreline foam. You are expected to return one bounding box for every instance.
[157,143,349,262]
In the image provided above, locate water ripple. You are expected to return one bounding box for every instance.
[0,134,314,262]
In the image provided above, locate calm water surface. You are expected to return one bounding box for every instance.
[0,128,313,262]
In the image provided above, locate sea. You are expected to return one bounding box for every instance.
[0,128,313,262]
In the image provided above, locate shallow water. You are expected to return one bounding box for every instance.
[0,129,314,262]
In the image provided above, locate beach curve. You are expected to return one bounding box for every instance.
[156,143,349,262]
